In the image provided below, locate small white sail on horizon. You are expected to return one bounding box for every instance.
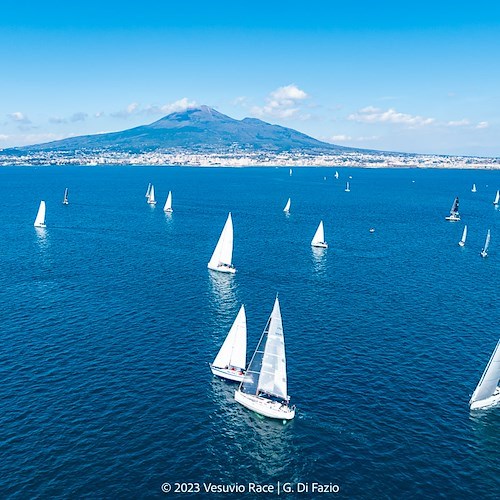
[458,225,467,247]
[283,198,291,213]
[469,338,500,410]
[145,183,152,198]
[210,305,247,382]
[334,171,339,179]
[34,201,46,228]
[207,212,236,274]
[445,196,460,221]
[62,188,69,205]
[480,229,491,258]
[493,190,500,206]
[289,168,293,176]
[147,184,157,205]
[311,220,328,248]
[235,296,295,421]
[471,184,477,193]
[345,181,350,192]
[163,191,173,212]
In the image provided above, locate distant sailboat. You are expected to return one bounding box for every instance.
[493,190,500,206]
[34,201,46,228]
[469,338,500,410]
[235,296,295,421]
[163,191,173,212]
[445,196,460,221]
[62,188,69,205]
[480,229,490,258]
[207,212,236,274]
[471,184,477,193]
[283,198,291,213]
[210,305,247,382]
[345,181,350,192]
[145,183,152,198]
[147,184,157,205]
[334,171,339,179]
[289,168,293,176]
[311,220,328,248]
[458,225,467,247]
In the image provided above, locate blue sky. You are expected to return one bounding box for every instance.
[2,1,500,156]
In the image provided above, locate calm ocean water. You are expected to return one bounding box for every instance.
[0,166,499,498]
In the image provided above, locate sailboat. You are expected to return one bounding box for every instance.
[145,183,151,198]
[471,184,477,193]
[62,188,69,205]
[311,220,328,248]
[493,190,500,206]
[289,168,293,177]
[334,171,339,179]
[445,196,460,221]
[469,338,500,410]
[207,212,236,274]
[147,184,157,205]
[210,305,247,382]
[34,201,46,228]
[480,229,490,258]
[345,181,350,192]
[163,191,173,212]
[235,296,295,421]
[458,225,467,247]
[283,198,291,213]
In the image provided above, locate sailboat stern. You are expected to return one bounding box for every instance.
[235,391,295,420]
[470,388,500,410]
[210,365,245,382]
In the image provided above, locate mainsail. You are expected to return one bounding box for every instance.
[208,213,234,269]
[470,339,500,407]
[164,191,173,212]
[34,201,46,227]
[311,221,325,245]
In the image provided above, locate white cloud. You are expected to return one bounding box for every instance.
[111,102,140,118]
[159,98,197,114]
[330,134,352,142]
[251,84,309,119]
[476,121,489,129]
[0,134,9,141]
[447,119,470,127]
[348,106,435,127]
[8,112,31,124]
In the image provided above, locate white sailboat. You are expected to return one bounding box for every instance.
[163,191,173,212]
[345,181,350,192]
[34,201,46,228]
[471,184,477,193]
[210,305,247,382]
[311,220,328,248]
[147,184,157,205]
[445,196,460,221]
[493,190,500,206]
[289,168,293,177]
[469,338,500,410]
[283,198,291,213]
[207,212,236,274]
[458,225,467,247]
[235,296,295,421]
[62,188,69,205]
[334,171,339,179]
[145,183,151,198]
[480,229,490,258]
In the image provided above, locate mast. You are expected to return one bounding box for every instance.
[470,339,500,406]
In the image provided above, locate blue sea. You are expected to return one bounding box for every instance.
[0,166,499,498]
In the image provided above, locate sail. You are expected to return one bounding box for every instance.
[450,197,459,214]
[494,190,500,204]
[311,221,325,245]
[149,185,156,202]
[240,297,288,400]
[484,229,491,252]
[471,184,476,192]
[63,188,69,203]
[208,213,234,268]
[34,201,46,227]
[345,181,350,191]
[212,305,247,370]
[145,183,151,197]
[460,225,468,244]
[163,191,172,211]
[334,171,339,179]
[470,339,500,406]
[283,198,291,212]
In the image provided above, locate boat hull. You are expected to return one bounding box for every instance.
[235,391,295,420]
[470,390,500,410]
[458,241,465,247]
[445,215,460,222]
[311,242,328,248]
[210,365,245,382]
[164,208,173,213]
[480,251,488,258]
[208,264,236,274]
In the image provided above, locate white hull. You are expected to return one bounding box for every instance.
[62,200,69,205]
[235,391,295,420]
[480,250,488,258]
[311,242,328,248]
[164,208,173,213]
[445,215,460,222]
[470,389,500,410]
[458,241,465,247]
[147,200,157,205]
[208,263,236,274]
[34,223,46,228]
[210,365,245,382]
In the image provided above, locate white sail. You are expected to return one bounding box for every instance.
[445,196,460,221]
[493,190,500,205]
[311,221,327,247]
[207,212,234,271]
[471,184,477,193]
[470,339,500,409]
[145,183,151,197]
[212,305,247,371]
[62,188,69,204]
[345,181,350,192]
[459,225,467,246]
[148,185,156,203]
[482,229,491,254]
[34,201,46,227]
[289,168,292,176]
[334,171,339,179]
[283,198,291,212]
[163,191,173,212]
